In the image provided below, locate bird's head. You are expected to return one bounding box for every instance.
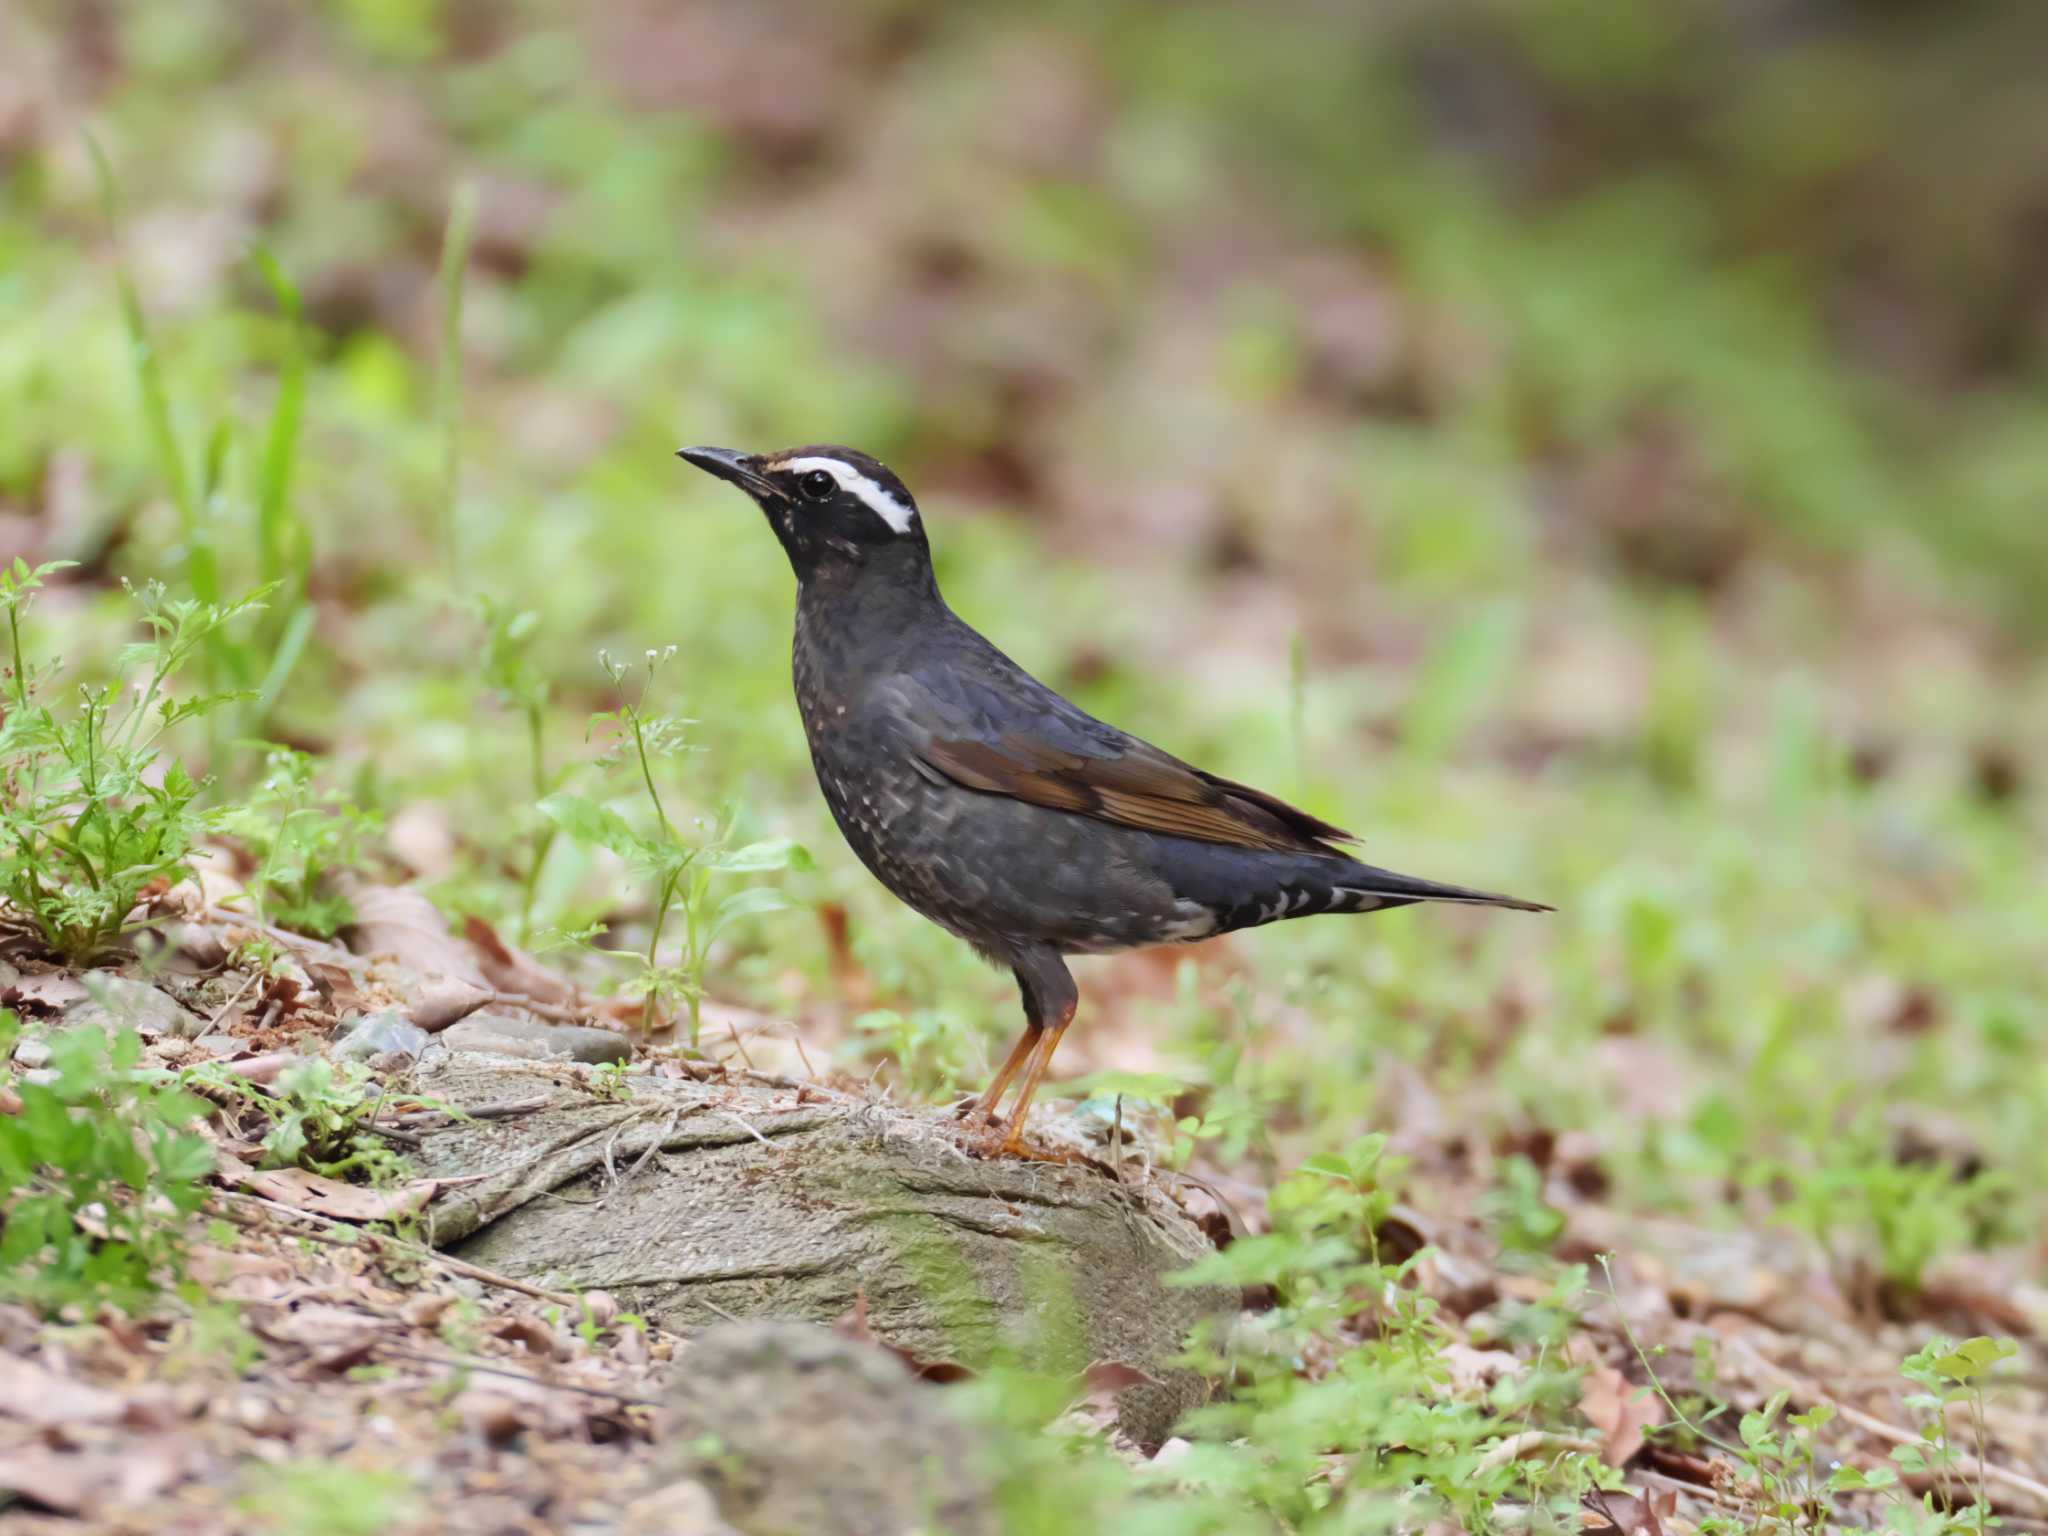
[678,443,930,584]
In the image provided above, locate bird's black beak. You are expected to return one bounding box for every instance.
[677,445,781,502]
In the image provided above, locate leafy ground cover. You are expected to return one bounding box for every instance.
[2,1,2046,1531]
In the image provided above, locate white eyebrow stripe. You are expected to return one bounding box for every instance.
[778,456,918,535]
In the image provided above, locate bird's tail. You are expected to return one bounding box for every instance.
[1199,854,1551,936]
[1323,859,1553,914]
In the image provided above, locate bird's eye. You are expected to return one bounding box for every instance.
[798,469,837,500]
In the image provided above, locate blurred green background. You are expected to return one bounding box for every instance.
[3,0,2045,1279]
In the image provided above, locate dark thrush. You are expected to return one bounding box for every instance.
[680,444,1549,1154]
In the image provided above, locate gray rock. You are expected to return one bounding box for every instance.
[441,1013,631,1065]
[330,1007,434,1062]
[10,1036,52,1069]
[410,1055,1228,1446]
[67,974,207,1040]
[617,1478,742,1536]
[658,1322,994,1536]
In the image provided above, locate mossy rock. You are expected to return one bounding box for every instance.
[411,1053,1228,1445]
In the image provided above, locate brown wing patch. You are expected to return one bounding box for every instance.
[918,733,1354,854]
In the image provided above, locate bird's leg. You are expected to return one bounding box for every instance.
[970,951,1078,1156]
[969,1022,1042,1124]
[998,994,1076,1156]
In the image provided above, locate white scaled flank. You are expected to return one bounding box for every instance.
[777,455,919,535]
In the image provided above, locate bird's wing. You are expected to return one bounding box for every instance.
[883,652,1356,856]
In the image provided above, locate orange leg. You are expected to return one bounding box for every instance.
[971,1023,1042,1124]
[998,995,1077,1155]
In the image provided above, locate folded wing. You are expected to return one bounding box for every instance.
[888,659,1354,856]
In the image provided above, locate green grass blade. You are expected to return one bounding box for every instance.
[251,247,309,600]
[434,182,479,581]
[88,138,209,601]
[253,603,317,719]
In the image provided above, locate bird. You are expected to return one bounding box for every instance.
[679,443,1549,1155]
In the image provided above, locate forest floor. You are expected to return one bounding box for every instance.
[4,890,2047,1533]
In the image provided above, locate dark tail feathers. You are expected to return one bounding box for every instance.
[1329,860,1552,914]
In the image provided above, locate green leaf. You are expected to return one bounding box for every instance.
[699,837,811,873]
[537,793,647,861]
[707,885,790,944]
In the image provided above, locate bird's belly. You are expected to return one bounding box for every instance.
[806,742,1197,959]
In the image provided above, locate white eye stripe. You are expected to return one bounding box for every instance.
[777,456,919,535]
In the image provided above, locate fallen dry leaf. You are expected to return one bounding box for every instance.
[408,975,494,1032]
[1592,1486,1677,1535]
[0,1438,189,1515]
[211,1145,258,1188]
[249,1302,384,1355]
[1579,1365,1666,1467]
[217,1050,303,1085]
[0,1355,127,1427]
[402,1293,455,1329]
[1440,1342,1523,1393]
[244,1167,440,1223]
[491,1313,568,1360]
[456,1387,532,1445]
[2,972,89,1017]
[305,961,365,1014]
[1079,1359,1162,1410]
[342,884,486,984]
[462,914,575,1005]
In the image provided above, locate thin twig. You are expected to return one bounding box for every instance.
[375,1346,660,1408]
[714,1109,773,1148]
[206,970,261,1030]
[391,1093,552,1123]
[605,1105,693,1204]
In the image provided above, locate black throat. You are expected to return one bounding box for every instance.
[792,537,947,679]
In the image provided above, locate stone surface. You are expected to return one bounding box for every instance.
[65,975,206,1040]
[617,1478,741,1536]
[409,1054,1228,1446]
[440,1013,631,1064]
[656,1323,994,1536]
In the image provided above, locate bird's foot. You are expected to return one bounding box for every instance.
[940,1110,1065,1162]
[990,1119,1088,1165]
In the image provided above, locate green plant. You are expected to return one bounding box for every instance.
[0,564,264,963]
[1160,1137,1605,1530]
[217,743,381,937]
[95,151,320,764]
[1484,1152,1567,1256]
[182,1055,435,1185]
[474,596,558,940]
[539,646,809,1045]
[1602,1255,2014,1536]
[1887,1334,2017,1531]
[849,1005,982,1098]
[0,1014,216,1313]
[236,1460,421,1536]
[1761,1124,2012,1301]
